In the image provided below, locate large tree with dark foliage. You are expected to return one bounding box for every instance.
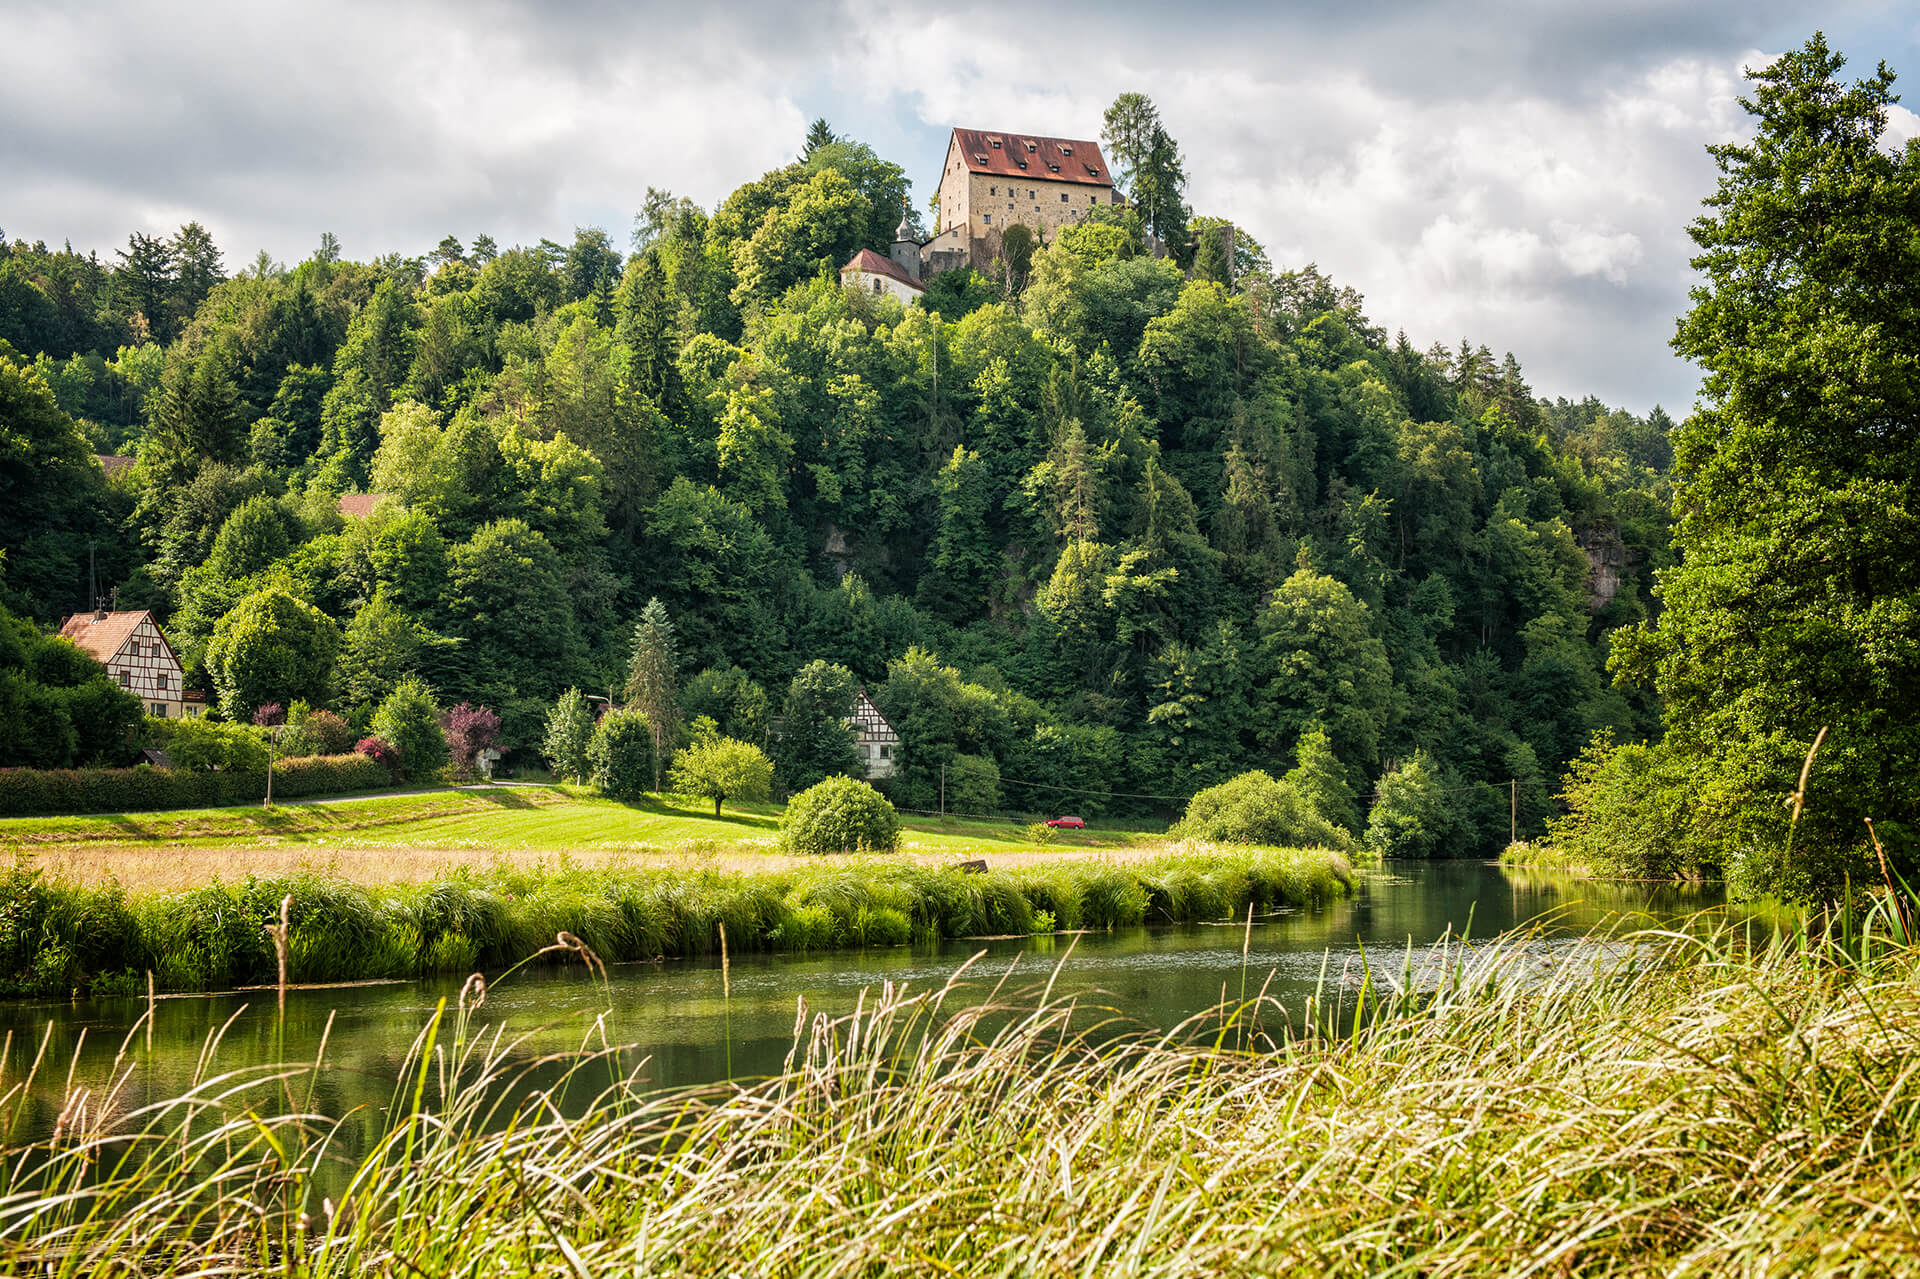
[1596,35,1920,900]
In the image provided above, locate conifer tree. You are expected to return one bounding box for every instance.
[626,598,679,792]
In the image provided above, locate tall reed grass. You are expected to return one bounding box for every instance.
[0,842,1354,995]
[2,901,1916,1275]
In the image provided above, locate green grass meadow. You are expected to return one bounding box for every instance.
[0,784,1165,861]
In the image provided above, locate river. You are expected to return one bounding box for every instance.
[0,860,1722,1134]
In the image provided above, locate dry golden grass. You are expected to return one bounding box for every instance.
[25,838,1180,892]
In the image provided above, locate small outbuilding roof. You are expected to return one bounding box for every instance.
[96,455,136,479]
[337,492,392,518]
[840,248,924,293]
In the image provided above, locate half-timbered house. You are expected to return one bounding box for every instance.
[850,688,899,780]
[58,609,201,719]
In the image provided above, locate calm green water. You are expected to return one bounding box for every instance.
[0,861,1721,1135]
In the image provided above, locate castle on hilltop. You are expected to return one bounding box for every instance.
[840,127,1116,301]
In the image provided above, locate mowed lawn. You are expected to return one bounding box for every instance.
[0,785,1172,889]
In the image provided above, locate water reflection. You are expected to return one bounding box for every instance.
[0,860,1728,1135]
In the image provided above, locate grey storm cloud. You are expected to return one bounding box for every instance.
[2,0,1913,410]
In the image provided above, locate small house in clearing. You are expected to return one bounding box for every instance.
[59,608,204,719]
[850,688,898,780]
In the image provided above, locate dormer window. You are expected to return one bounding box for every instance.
[1086,165,1099,177]
[989,136,1001,149]
[1061,144,1073,155]
[1026,141,1037,152]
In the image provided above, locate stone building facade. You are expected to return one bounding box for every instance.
[59,609,202,719]
[934,128,1116,257]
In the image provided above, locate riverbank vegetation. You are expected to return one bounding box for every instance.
[1497,839,1591,874]
[2,909,1915,1273]
[0,841,1350,995]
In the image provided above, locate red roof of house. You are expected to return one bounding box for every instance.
[950,129,1112,187]
[58,610,154,664]
[840,248,925,293]
[337,492,391,518]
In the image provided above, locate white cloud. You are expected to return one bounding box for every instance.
[2,0,1911,412]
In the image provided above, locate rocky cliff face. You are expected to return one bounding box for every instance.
[1577,525,1629,613]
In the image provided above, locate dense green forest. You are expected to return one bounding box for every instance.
[0,103,1676,849]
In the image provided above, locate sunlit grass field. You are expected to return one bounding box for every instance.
[0,785,1170,889]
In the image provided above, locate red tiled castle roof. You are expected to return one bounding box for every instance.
[950,129,1112,187]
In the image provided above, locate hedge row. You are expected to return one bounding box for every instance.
[0,754,395,817]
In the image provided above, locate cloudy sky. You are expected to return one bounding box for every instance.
[4,1,1917,413]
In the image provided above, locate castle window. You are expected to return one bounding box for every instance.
[1061,193,1068,202]
[989,186,995,195]
[983,213,992,224]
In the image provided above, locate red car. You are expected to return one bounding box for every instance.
[1045,815,1085,829]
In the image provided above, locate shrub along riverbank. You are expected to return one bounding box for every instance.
[0,843,1353,996]
[4,909,1916,1273]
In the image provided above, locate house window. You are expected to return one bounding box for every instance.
[156,673,168,690]
[873,278,882,293]
[150,703,167,717]
[879,745,892,759]
[119,672,130,687]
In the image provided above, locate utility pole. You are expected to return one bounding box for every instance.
[940,763,946,817]
[1510,779,1517,846]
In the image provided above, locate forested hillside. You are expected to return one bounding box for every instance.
[0,121,1674,849]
